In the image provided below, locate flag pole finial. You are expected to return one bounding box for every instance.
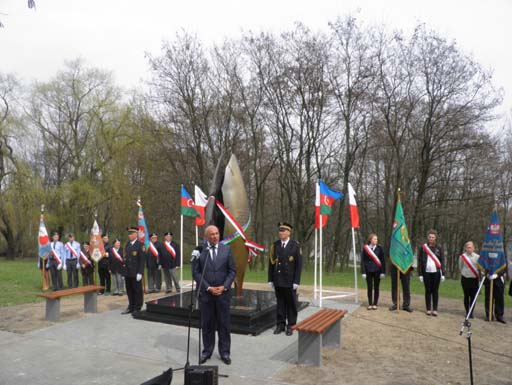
[40,204,45,214]
[94,210,98,220]
[137,196,142,207]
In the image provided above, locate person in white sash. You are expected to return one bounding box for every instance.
[458,241,480,318]
[64,233,81,288]
[361,233,386,310]
[110,239,125,296]
[418,229,445,316]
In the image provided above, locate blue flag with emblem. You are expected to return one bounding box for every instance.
[478,209,506,274]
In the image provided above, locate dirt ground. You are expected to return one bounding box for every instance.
[1,283,511,385]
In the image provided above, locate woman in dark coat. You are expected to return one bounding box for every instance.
[361,233,386,310]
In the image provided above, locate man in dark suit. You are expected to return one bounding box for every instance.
[192,225,236,365]
[122,227,145,314]
[268,222,303,336]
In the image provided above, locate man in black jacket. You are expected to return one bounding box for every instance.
[122,227,145,314]
[98,233,112,295]
[268,222,302,336]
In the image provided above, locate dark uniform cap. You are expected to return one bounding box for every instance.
[101,233,109,238]
[127,226,139,233]
[278,222,293,232]
[164,232,173,236]
[150,232,158,237]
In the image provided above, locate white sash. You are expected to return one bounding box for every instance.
[164,241,176,259]
[422,244,441,269]
[149,242,159,258]
[79,251,91,266]
[363,245,382,268]
[460,253,479,278]
[51,244,62,264]
[111,248,123,263]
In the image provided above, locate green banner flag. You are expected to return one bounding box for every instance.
[390,197,414,273]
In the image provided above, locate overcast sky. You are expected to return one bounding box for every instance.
[1,0,511,128]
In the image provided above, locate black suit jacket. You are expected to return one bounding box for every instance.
[361,245,386,274]
[418,243,445,276]
[192,242,236,293]
[160,241,180,269]
[123,240,145,278]
[268,239,302,288]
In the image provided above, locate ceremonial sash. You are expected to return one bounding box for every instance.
[66,242,79,258]
[422,244,442,269]
[79,251,91,266]
[164,242,176,259]
[149,242,159,258]
[111,248,123,263]
[51,246,62,265]
[363,245,382,268]
[460,253,479,278]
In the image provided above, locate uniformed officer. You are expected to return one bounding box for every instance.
[121,227,145,314]
[268,222,302,336]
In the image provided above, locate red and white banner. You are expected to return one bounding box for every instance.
[66,242,79,258]
[460,253,479,278]
[422,244,442,269]
[194,185,208,227]
[164,241,177,259]
[111,248,123,263]
[348,183,360,229]
[80,251,91,266]
[363,244,382,267]
[315,182,328,229]
[51,247,62,265]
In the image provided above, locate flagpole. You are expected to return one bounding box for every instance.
[195,226,198,247]
[319,214,323,308]
[351,227,358,303]
[314,228,318,301]
[489,279,494,321]
[180,214,184,285]
[397,269,400,312]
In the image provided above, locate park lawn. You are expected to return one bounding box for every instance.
[1,259,511,307]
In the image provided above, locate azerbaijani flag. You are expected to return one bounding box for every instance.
[389,195,414,273]
[194,185,208,226]
[478,209,507,275]
[319,180,343,216]
[347,183,360,229]
[138,205,150,248]
[38,216,52,257]
[181,185,200,218]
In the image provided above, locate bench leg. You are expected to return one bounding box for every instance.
[298,331,322,366]
[45,299,60,322]
[84,292,98,313]
[323,319,342,349]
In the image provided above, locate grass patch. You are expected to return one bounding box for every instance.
[1,259,510,307]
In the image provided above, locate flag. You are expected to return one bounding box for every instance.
[315,182,328,229]
[90,220,105,263]
[38,216,52,257]
[194,185,208,226]
[478,209,507,275]
[138,205,150,248]
[181,185,200,217]
[389,195,414,273]
[319,180,343,216]
[347,183,360,229]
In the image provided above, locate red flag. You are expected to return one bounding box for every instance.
[315,182,328,229]
[348,183,360,229]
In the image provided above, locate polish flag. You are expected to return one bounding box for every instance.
[315,182,328,229]
[348,183,360,229]
[194,185,208,226]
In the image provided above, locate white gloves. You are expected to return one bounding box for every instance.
[293,283,299,290]
[441,275,445,282]
[76,263,80,269]
[191,250,201,259]
[37,261,40,269]
[57,263,62,270]
[362,274,367,278]
[268,282,274,289]
[63,263,67,271]
[136,273,142,282]
[490,273,498,280]
[46,263,50,269]
[419,276,423,283]
[380,274,385,279]
[158,265,162,270]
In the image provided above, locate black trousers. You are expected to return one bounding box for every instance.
[82,269,94,286]
[390,266,410,307]
[66,258,79,288]
[125,276,143,312]
[199,291,231,358]
[484,277,505,319]
[366,272,381,305]
[49,265,63,290]
[461,276,479,317]
[98,266,111,293]
[274,286,298,328]
[424,271,441,311]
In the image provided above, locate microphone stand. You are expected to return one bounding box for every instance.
[459,276,486,385]
[194,245,212,366]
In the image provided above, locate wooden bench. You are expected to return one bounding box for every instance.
[38,285,104,322]
[291,308,347,366]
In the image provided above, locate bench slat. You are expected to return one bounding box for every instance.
[38,285,104,300]
[292,309,347,334]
